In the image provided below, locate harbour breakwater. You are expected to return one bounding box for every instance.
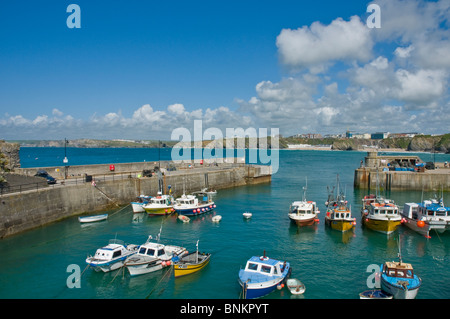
[354,151,450,191]
[0,161,271,238]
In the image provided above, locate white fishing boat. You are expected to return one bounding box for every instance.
[401,198,449,238]
[243,212,252,219]
[125,236,187,276]
[286,278,305,295]
[288,178,320,226]
[131,195,151,213]
[85,239,138,272]
[212,215,222,222]
[78,213,108,223]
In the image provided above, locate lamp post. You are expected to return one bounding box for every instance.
[63,138,69,179]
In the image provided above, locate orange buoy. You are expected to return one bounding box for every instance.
[417,220,426,228]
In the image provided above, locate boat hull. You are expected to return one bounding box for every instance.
[175,203,216,216]
[86,255,131,272]
[144,206,174,216]
[173,252,211,277]
[359,289,392,299]
[380,277,420,299]
[289,215,316,226]
[325,218,355,232]
[401,216,446,238]
[131,202,146,213]
[362,218,401,234]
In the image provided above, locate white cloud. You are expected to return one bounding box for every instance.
[276,15,373,72]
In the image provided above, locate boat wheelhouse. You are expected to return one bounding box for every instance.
[361,195,402,234]
[238,253,291,299]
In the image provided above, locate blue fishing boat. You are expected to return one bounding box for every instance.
[173,193,216,216]
[85,239,139,272]
[380,238,421,299]
[238,251,291,299]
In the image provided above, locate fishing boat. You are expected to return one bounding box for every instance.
[125,235,187,276]
[243,212,252,219]
[238,251,291,299]
[173,193,216,216]
[286,278,305,295]
[78,213,108,223]
[131,195,152,213]
[173,240,211,277]
[380,237,422,299]
[288,179,320,226]
[359,289,393,299]
[401,197,449,238]
[361,194,402,234]
[324,175,356,232]
[85,238,138,272]
[142,192,174,216]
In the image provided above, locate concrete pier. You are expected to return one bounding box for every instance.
[0,162,271,238]
[354,151,450,191]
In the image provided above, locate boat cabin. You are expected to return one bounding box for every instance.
[244,256,285,277]
[330,208,352,220]
[151,196,171,205]
[419,200,449,218]
[369,201,399,216]
[176,195,198,206]
[94,243,127,261]
[289,201,317,216]
[138,243,168,258]
[382,261,415,279]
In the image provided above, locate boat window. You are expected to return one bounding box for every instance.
[436,210,446,217]
[112,250,121,258]
[405,270,413,278]
[380,210,386,214]
[139,247,146,254]
[147,249,155,256]
[261,265,272,274]
[157,249,165,256]
[427,210,434,216]
[273,267,278,275]
[247,263,258,271]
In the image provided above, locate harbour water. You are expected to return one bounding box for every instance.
[1,148,449,299]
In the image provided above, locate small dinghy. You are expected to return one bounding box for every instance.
[359,289,393,299]
[212,215,222,223]
[178,215,190,223]
[286,278,305,295]
[78,213,108,223]
[243,212,252,219]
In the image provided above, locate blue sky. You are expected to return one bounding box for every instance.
[1,0,449,140]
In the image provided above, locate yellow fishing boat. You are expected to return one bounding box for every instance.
[143,192,174,216]
[173,251,211,277]
[361,195,402,234]
[324,175,356,232]
[173,240,210,277]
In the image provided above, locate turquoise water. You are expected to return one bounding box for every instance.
[1,149,449,299]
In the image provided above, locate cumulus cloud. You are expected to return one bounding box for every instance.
[276,15,373,72]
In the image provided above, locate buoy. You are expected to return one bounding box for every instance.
[166,260,171,266]
[417,220,426,228]
[162,261,167,267]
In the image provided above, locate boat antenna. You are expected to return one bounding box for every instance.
[397,235,403,265]
[196,239,199,261]
[302,177,308,202]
